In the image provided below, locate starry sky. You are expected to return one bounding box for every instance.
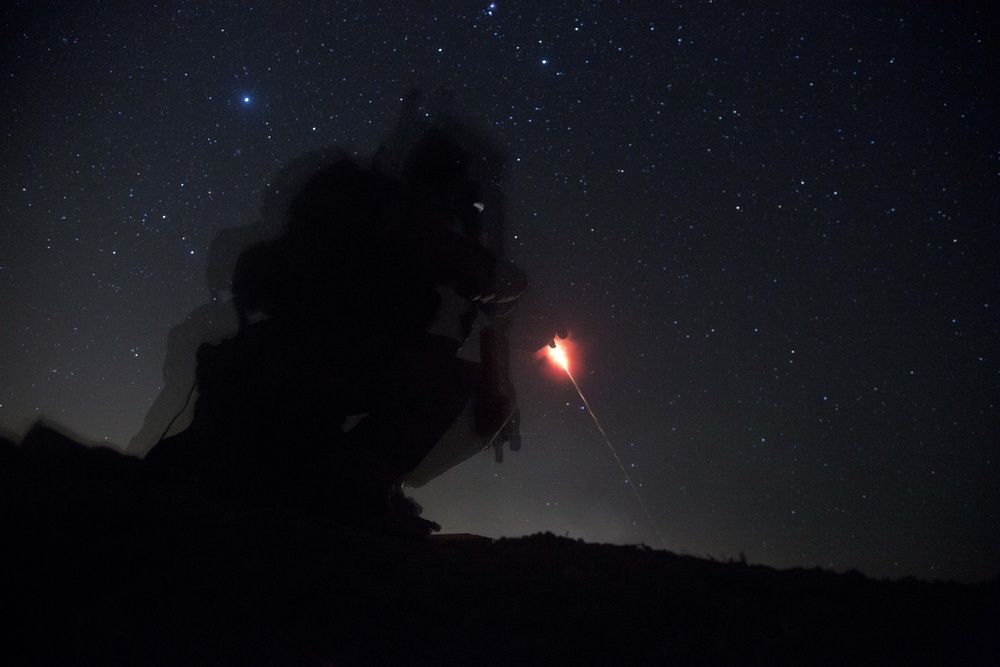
[1,1,997,583]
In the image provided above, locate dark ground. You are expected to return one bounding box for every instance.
[3,430,998,666]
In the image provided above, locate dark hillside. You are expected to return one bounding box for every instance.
[2,433,997,666]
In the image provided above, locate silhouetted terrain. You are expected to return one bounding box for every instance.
[3,430,998,666]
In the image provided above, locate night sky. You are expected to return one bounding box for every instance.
[2,1,997,583]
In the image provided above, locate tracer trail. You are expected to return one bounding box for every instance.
[548,342,668,550]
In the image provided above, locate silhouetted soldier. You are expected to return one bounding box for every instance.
[147,132,529,534]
